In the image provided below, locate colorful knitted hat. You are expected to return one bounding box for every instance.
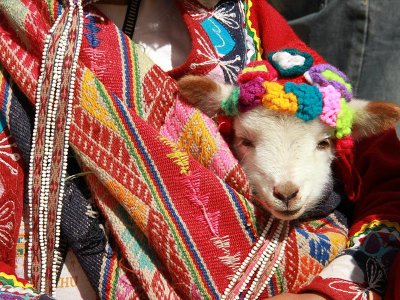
[221,48,354,139]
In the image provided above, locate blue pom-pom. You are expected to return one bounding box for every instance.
[284,82,323,121]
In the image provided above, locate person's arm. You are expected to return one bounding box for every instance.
[270,290,381,300]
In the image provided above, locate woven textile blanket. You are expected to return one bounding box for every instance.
[0,0,348,299]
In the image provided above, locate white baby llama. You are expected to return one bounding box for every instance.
[177,73,400,221]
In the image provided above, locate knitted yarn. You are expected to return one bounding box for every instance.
[319,85,341,127]
[238,60,278,83]
[335,99,354,138]
[262,82,297,114]
[268,48,314,77]
[220,48,355,138]
[305,64,353,101]
[284,82,322,121]
[238,77,265,112]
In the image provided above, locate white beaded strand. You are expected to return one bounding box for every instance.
[221,216,275,300]
[27,1,84,295]
[252,223,289,299]
[236,220,284,300]
[220,219,291,300]
[38,8,74,291]
[27,10,64,281]
[243,221,285,300]
[51,0,84,295]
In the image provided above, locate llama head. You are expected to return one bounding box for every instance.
[231,107,335,220]
[178,59,400,220]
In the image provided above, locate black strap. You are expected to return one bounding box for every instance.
[122,0,142,38]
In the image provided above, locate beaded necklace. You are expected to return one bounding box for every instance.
[27,0,84,296]
[221,218,289,299]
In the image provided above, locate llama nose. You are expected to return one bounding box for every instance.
[273,181,299,203]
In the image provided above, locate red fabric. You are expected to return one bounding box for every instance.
[350,129,400,234]
[1,0,398,297]
[0,262,31,286]
[168,1,219,79]
[333,135,361,201]
[249,1,325,66]
[0,128,24,268]
[301,276,369,299]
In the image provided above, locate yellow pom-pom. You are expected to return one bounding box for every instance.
[262,82,298,114]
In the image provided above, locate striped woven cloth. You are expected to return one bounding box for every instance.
[0,0,348,298]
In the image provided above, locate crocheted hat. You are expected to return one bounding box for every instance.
[220,48,354,139]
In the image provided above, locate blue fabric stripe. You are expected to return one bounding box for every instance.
[101,245,113,299]
[56,0,63,18]
[0,78,10,132]
[224,182,256,242]
[84,15,101,48]
[118,31,132,108]
[269,276,275,295]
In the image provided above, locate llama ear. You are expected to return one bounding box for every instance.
[349,99,400,138]
[177,75,234,117]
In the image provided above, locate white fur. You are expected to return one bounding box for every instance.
[232,107,335,220]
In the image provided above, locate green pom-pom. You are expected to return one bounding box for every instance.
[221,87,240,116]
[335,99,354,138]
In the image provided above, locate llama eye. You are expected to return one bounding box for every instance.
[317,138,331,150]
[241,138,254,148]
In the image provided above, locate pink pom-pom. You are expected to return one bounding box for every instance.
[319,85,341,127]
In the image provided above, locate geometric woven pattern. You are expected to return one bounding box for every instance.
[0,0,354,299]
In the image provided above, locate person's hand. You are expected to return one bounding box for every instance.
[269,293,327,300]
[269,290,382,300]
